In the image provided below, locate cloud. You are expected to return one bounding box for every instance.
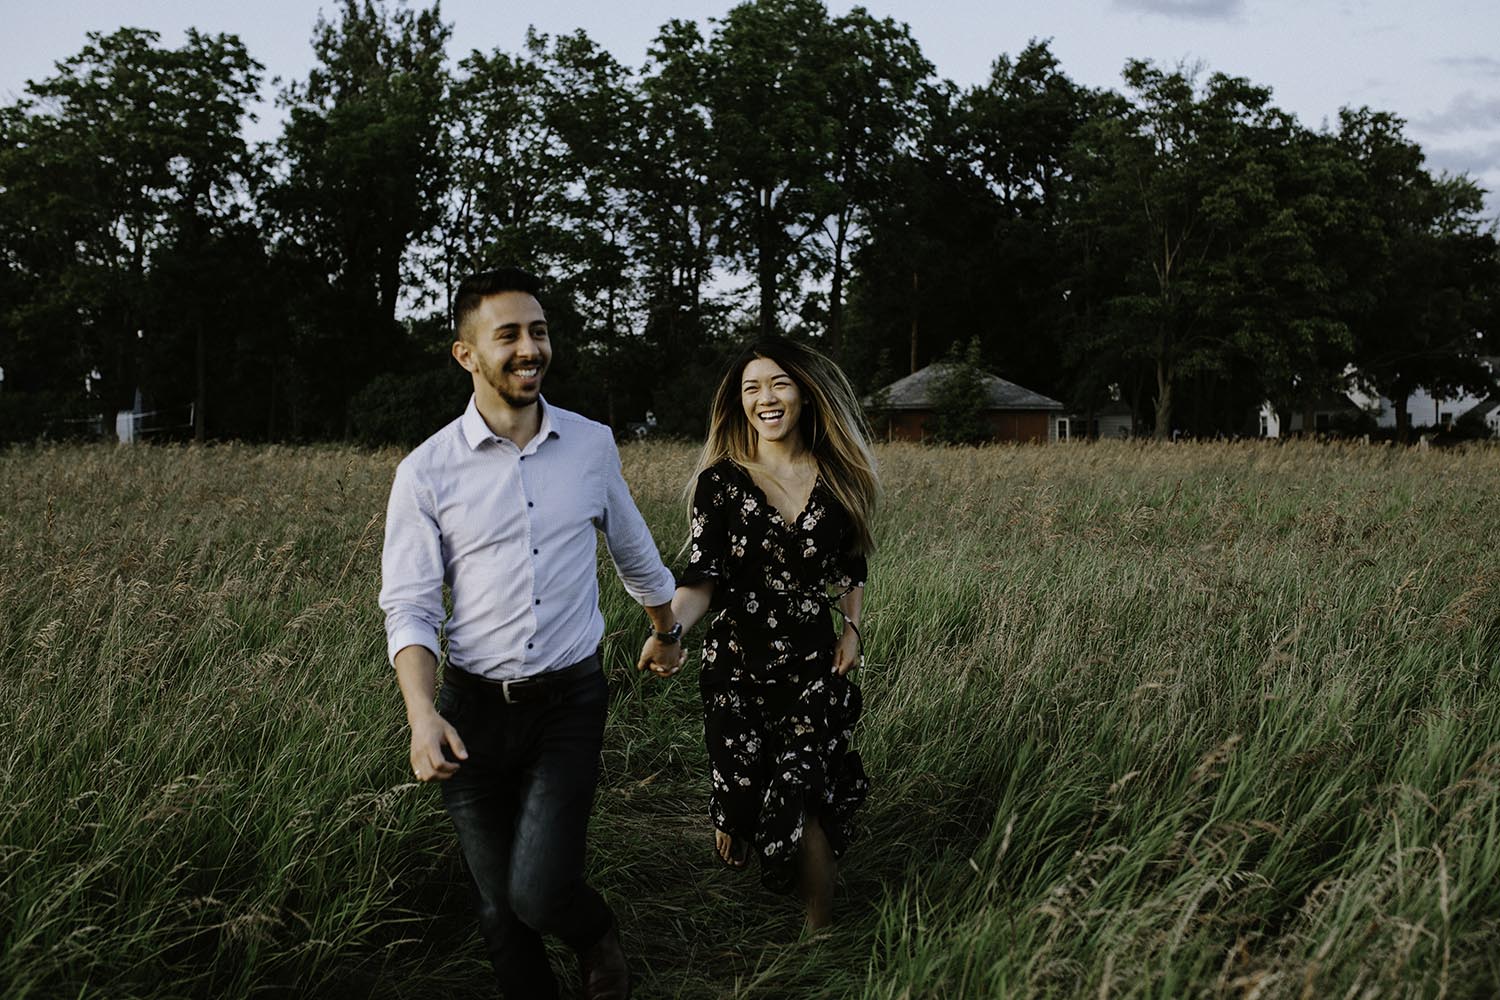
[1412,91,1500,135]
[1437,55,1500,78]
[1113,0,1243,20]
[1424,140,1500,182]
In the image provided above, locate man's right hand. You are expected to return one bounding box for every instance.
[409,708,467,782]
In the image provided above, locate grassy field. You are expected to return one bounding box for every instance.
[2,439,1498,999]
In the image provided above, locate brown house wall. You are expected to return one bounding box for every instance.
[883,410,1052,443]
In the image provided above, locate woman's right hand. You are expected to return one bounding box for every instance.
[832,624,861,675]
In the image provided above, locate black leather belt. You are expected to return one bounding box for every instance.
[443,652,600,705]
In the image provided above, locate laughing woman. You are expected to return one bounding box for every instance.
[668,336,878,931]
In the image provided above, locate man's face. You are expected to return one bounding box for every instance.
[454,291,552,410]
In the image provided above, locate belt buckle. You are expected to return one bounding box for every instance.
[501,678,520,704]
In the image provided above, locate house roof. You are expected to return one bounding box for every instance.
[1306,390,1366,413]
[1463,396,1500,422]
[866,362,1065,412]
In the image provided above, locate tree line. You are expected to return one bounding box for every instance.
[2,0,1496,444]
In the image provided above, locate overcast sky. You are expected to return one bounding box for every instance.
[4,0,1498,218]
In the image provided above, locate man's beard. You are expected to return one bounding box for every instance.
[478,355,545,408]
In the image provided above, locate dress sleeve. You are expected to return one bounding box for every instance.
[834,546,867,594]
[677,466,731,588]
[833,509,867,593]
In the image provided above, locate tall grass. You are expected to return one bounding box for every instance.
[2,440,1497,998]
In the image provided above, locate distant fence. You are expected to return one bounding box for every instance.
[55,404,196,443]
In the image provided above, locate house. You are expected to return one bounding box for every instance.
[1258,391,1373,438]
[1334,356,1499,434]
[864,363,1066,443]
[1457,397,1500,437]
[1070,399,1135,440]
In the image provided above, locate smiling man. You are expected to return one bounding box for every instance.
[379,268,684,999]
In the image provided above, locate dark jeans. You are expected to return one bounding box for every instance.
[437,659,614,1000]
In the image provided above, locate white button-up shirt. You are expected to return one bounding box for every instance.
[379,396,676,680]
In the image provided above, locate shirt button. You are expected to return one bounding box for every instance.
[534,598,541,605]
[527,642,534,649]
[528,501,534,508]
[533,548,539,555]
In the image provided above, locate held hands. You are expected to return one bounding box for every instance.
[409,708,467,782]
[637,635,686,678]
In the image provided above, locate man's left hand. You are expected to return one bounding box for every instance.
[637,637,685,678]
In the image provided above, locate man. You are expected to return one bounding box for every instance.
[380,267,684,999]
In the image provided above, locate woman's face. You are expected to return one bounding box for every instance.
[740,356,803,445]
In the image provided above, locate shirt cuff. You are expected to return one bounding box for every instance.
[387,626,440,666]
[636,576,677,609]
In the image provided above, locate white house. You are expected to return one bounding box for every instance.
[1257,391,1372,438]
[1345,384,1490,432]
[1259,357,1499,438]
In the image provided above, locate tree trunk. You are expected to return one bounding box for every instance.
[829,209,849,358]
[909,270,919,374]
[194,322,206,442]
[758,190,777,335]
[1393,385,1412,444]
[267,359,278,440]
[1154,357,1173,440]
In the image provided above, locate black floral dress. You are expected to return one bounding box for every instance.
[678,458,870,893]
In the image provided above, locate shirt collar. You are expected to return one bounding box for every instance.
[460,394,560,452]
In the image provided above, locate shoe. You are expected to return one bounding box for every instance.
[578,921,630,1000]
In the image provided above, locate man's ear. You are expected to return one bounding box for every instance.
[452,338,476,373]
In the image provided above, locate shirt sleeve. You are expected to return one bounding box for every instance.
[378,460,445,665]
[598,435,676,607]
[677,466,730,588]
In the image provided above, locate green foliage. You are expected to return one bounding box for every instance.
[927,338,991,444]
[0,391,68,443]
[2,5,1497,446]
[1336,109,1500,441]
[0,27,262,417]
[271,0,452,436]
[347,366,472,447]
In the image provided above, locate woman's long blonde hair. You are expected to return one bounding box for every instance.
[687,337,879,554]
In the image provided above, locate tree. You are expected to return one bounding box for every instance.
[705,0,840,334]
[928,338,991,444]
[0,27,262,436]
[271,0,451,436]
[1076,62,1319,438]
[1336,108,1499,441]
[443,32,571,294]
[816,9,934,358]
[961,40,1100,400]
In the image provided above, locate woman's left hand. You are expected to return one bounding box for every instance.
[832,625,861,676]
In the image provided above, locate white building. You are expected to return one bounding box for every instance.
[1259,357,1498,438]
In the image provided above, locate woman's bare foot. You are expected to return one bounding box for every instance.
[798,815,836,931]
[715,828,749,868]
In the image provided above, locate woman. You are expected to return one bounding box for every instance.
[668,336,878,931]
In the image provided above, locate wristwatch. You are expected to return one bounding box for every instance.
[651,622,683,644]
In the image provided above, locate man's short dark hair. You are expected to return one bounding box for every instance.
[454,268,545,340]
